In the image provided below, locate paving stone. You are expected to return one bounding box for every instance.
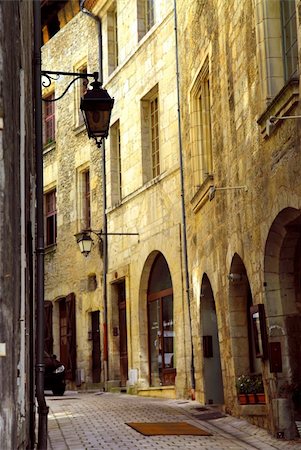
[46,392,301,450]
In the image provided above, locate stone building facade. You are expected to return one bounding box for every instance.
[42,0,192,398]
[93,0,191,398]
[176,0,301,439]
[43,0,301,440]
[0,1,35,448]
[42,3,106,389]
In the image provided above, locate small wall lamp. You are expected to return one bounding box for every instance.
[208,185,248,201]
[75,229,139,257]
[228,273,243,282]
[74,230,102,257]
[266,114,301,137]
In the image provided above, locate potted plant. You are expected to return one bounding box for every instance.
[236,374,266,404]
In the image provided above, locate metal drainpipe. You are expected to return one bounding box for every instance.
[80,1,103,85]
[33,1,49,448]
[101,140,109,386]
[174,0,196,399]
[80,1,109,386]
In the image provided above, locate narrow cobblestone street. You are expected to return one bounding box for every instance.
[46,392,301,450]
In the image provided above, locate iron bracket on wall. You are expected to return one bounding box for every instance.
[41,70,99,102]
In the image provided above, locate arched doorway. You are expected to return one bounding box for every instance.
[200,274,224,404]
[264,208,301,425]
[147,253,175,386]
[228,254,261,376]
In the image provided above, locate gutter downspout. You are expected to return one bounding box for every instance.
[80,0,103,85]
[80,0,109,386]
[174,0,196,399]
[34,1,49,448]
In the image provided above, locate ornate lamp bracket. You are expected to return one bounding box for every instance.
[41,70,99,102]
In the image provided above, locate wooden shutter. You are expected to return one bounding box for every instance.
[66,293,76,381]
[44,301,53,355]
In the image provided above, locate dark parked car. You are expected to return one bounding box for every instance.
[44,351,66,396]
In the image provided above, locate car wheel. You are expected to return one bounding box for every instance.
[52,385,65,396]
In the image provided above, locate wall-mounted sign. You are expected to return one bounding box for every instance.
[250,304,268,359]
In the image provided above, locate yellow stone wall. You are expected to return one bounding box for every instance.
[42,11,105,387]
[42,0,301,436]
[42,0,193,396]
[95,0,192,397]
[176,0,301,434]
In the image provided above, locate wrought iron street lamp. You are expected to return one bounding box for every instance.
[75,229,139,257]
[80,80,114,147]
[75,230,94,257]
[41,70,114,146]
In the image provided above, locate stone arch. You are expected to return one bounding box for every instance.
[138,251,160,386]
[264,207,301,385]
[228,253,261,376]
[138,251,175,387]
[200,273,224,404]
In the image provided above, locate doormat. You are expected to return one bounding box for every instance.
[126,422,212,436]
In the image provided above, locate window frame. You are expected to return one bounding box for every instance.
[82,169,91,230]
[77,166,91,231]
[109,120,123,206]
[107,3,118,75]
[43,93,55,146]
[255,0,299,136]
[44,188,57,247]
[74,62,88,127]
[150,95,160,178]
[280,0,298,82]
[190,57,213,190]
[146,0,155,31]
[141,85,160,183]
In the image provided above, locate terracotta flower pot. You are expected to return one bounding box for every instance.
[238,393,266,404]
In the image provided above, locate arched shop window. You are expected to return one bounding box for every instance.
[147,253,176,386]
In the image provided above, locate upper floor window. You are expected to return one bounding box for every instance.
[141,85,160,183]
[190,57,213,188]
[82,169,91,229]
[75,63,88,127]
[150,96,160,178]
[107,3,118,75]
[255,0,298,103]
[44,189,57,247]
[137,0,155,40]
[281,0,298,81]
[43,93,55,146]
[256,0,299,135]
[78,168,91,230]
[110,120,122,204]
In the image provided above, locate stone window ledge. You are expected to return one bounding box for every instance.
[239,404,267,416]
[43,141,56,154]
[44,243,57,255]
[73,123,86,136]
[257,78,299,139]
[190,174,214,214]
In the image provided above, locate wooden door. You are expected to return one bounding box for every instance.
[91,311,101,383]
[59,300,68,370]
[118,282,128,386]
[59,294,76,381]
